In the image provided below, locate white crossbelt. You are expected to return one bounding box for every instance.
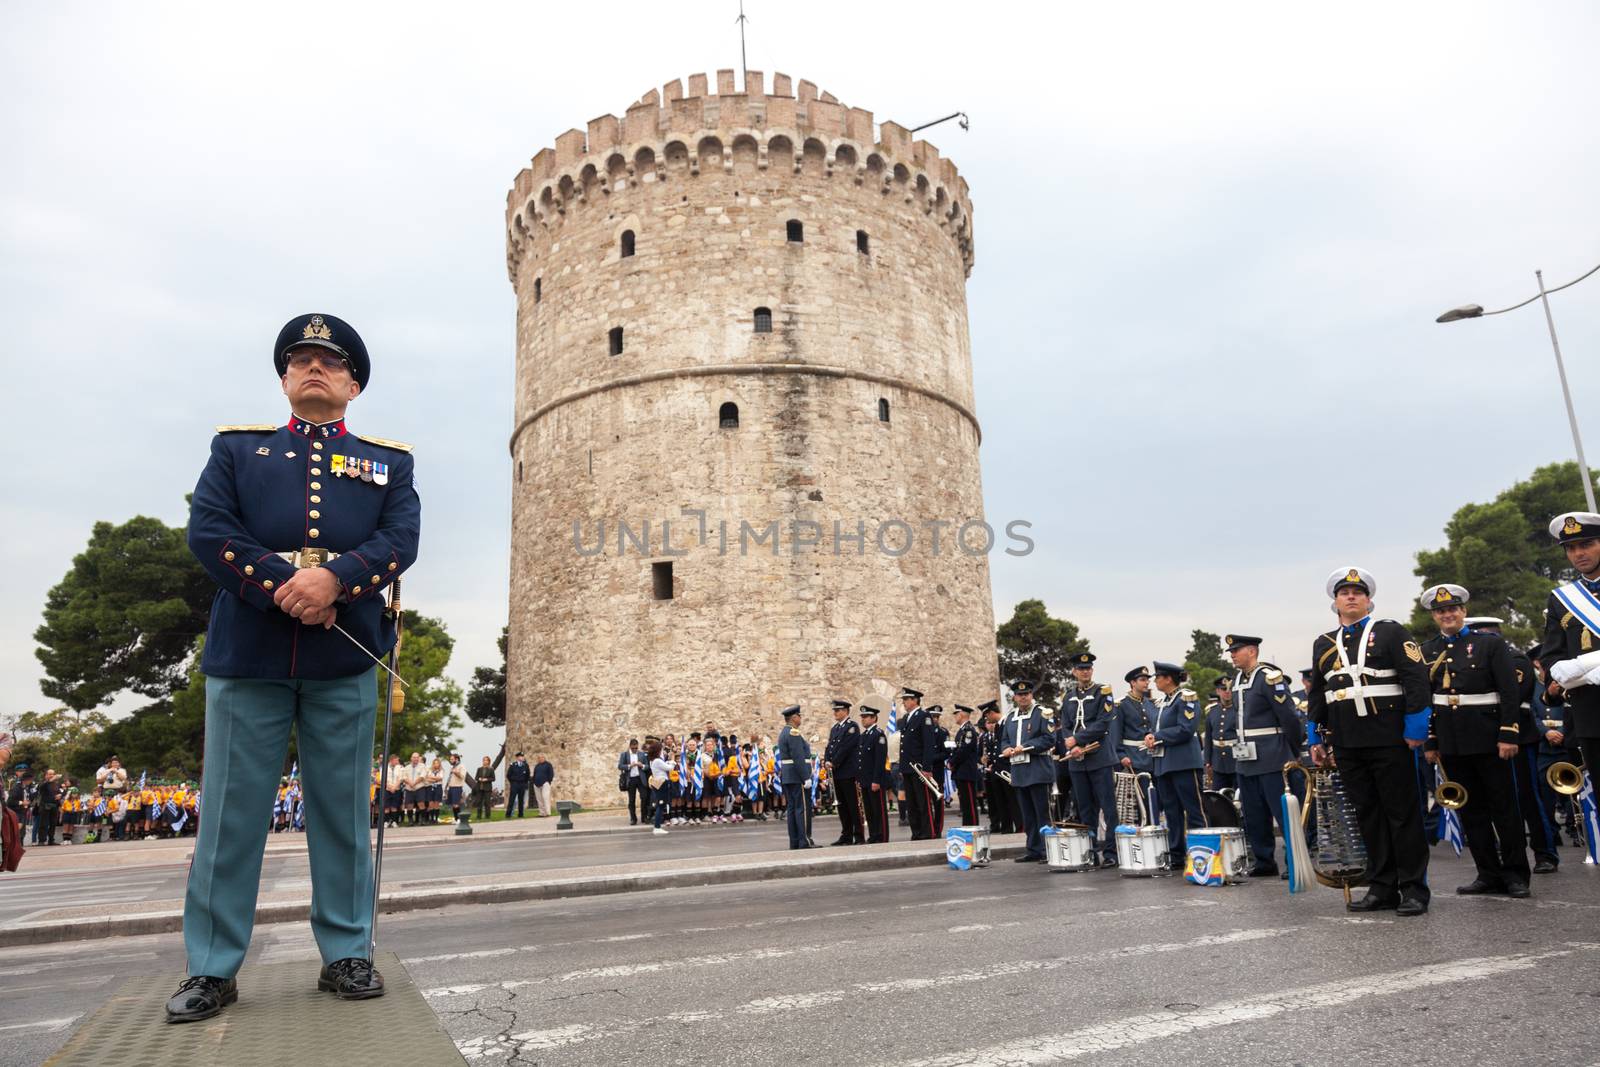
[1431,693,1499,708]
[1119,740,1144,748]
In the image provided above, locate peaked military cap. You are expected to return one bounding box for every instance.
[977,699,1000,714]
[858,704,880,718]
[781,704,801,719]
[1009,679,1036,695]
[274,313,371,391]
[1068,651,1096,668]
[1152,661,1184,678]
[831,699,853,710]
[1124,666,1151,683]
[1327,565,1376,598]
[954,704,975,714]
[1464,616,1503,629]
[1215,677,1231,691]
[1550,511,1600,545]
[1420,583,1469,610]
[900,686,924,700]
[1299,668,1313,679]
[1224,634,1262,652]
[927,704,944,716]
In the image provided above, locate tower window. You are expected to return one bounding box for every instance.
[534,277,542,303]
[857,230,869,254]
[719,402,740,429]
[620,229,635,258]
[786,219,803,242]
[878,398,890,423]
[652,561,674,600]
[753,307,772,333]
[608,326,624,355]
[516,460,523,482]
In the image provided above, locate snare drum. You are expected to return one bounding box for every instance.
[1184,826,1250,886]
[1043,827,1096,872]
[1114,824,1169,876]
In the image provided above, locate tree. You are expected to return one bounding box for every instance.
[465,626,507,728]
[1182,629,1227,702]
[89,645,209,781]
[34,515,212,711]
[378,613,466,759]
[996,599,1089,704]
[1411,461,1594,647]
[11,708,112,781]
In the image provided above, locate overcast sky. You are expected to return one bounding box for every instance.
[4,1,1598,758]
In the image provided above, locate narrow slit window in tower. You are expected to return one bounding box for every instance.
[786,219,803,243]
[534,277,542,303]
[878,398,891,423]
[651,561,674,600]
[620,230,635,258]
[719,402,740,429]
[857,230,870,254]
[608,326,624,355]
[753,307,772,333]
[516,460,523,483]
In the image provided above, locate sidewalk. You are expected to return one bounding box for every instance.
[13,807,650,874]
[1,829,1027,948]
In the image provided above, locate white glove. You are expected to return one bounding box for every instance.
[1585,663,1600,689]
[1551,648,1600,687]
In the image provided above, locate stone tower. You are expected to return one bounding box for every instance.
[503,70,996,803]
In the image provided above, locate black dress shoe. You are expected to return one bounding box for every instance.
[1013,854,1041,863]
[1532,858,1558,875]
[828,838,851,846]
[1503,880,1531,899]
[1247,865,1279,878]
[1347,891,1399,912]
[318,957,385,1000]
[1455,878,1503,895]
[1396,897,1428,917]
[165,976,237,1023]
[1100,857,1118,869]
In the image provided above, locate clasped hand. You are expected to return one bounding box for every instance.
[272,567,341,628]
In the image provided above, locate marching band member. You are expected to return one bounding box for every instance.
[1204,679,1238,791]
[1148,662,1205,865]
[949,705,983,827]
[1060,663,1118,867]
[1539,512,1600,799]
[1419,585,1529,897]
[1114,665,1157,777]
[1223,634,1303,878]
[856,704,891,843]
[1000,680,1056,863]
[978,701,1017,835]
[1307,568,1434,916]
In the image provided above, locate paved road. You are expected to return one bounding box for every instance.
[0,820,803,928]
[2,849,1595,1066]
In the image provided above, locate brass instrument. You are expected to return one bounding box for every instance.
[1433,759,1468,810]
[911,764,944,798]
[1547,761,1584,795]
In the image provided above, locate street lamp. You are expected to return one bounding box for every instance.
[1437,262,1600,512]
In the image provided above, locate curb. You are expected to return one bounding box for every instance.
[0,841,1026,949]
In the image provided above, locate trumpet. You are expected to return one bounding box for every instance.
[1547,761,1584,795]
[1434,760,1468,810]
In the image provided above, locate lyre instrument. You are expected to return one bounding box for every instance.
[1291,761,1369,903]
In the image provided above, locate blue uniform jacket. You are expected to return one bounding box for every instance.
[776,725,812,785]
[1002,707,1057,788]
[1061,683,1117,771]
[1204,701,1238,775]
[188,416,420,680]
[1228,665,1303,777]
[1151,690,1204,775]
[824,718,861,778]
[1111,695,1156,772]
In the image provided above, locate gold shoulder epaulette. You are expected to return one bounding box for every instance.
[1180,688,1196,701]
[355,433,413,453]
[1099,684,1114,695]
[216,424,277,433]
[1204,701,1217,712]
[1264,668,1284,684]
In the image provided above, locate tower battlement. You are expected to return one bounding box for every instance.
[505,70,973,282]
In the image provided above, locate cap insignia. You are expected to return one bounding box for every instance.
[303,315,333,342]
[1564,516,1583,536]
[1434,587,1451,603]
[1345,569,1361,584]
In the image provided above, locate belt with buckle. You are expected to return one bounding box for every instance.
[1430,693,1498,708]
[277,548,341,568]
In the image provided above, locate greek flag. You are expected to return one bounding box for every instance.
[691,754,704,799]
[137,771,147,791]
[94,798,107,817]
[809,757,820,806]
[943,766,955,803]
[1580,770,1599,866]
[165,798,180,818]
[887,705,898,737]
[743,757,759,801]
[289,762,299,780]
[1436,767,1464,856]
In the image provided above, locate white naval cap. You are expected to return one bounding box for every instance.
[1326,566,1375,598]
[1549,512,1600,544]
[1464,616,1504,628]
[1420,583,1469,609]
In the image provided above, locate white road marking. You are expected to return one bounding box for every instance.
[424,944,829,998]
[0,1015,81,1034]
[889,944,1598,1066]
[450,927,1296,1060]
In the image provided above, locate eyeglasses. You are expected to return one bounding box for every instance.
[286,349,351,373]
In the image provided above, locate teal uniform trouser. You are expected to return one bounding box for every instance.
[184,671,377,978]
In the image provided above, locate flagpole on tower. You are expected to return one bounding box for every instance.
[736,1,749,86]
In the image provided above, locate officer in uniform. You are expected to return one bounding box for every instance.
[898,687,939,840]
[1531,646,1582,847]
[1307,568,1433,916]
[1223,634,1303,878]
[1148,662,1205,864]
[1114,666,1157,778]
[949,705,982,826]
[1060,661,1118,866]
[1000,680,1056,862]
[855,704,891,843]
[824,699,863,846]
[776,705,816,849]
[169,313,419,1022]
[1419,586,1529,897]
[1468,616,1561,873]
[924,705,949,837]
[1540,512,1600,827]
[978,700,1016,834]
[1204,679,1238,791]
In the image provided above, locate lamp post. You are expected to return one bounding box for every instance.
[1437,262,1600,512]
